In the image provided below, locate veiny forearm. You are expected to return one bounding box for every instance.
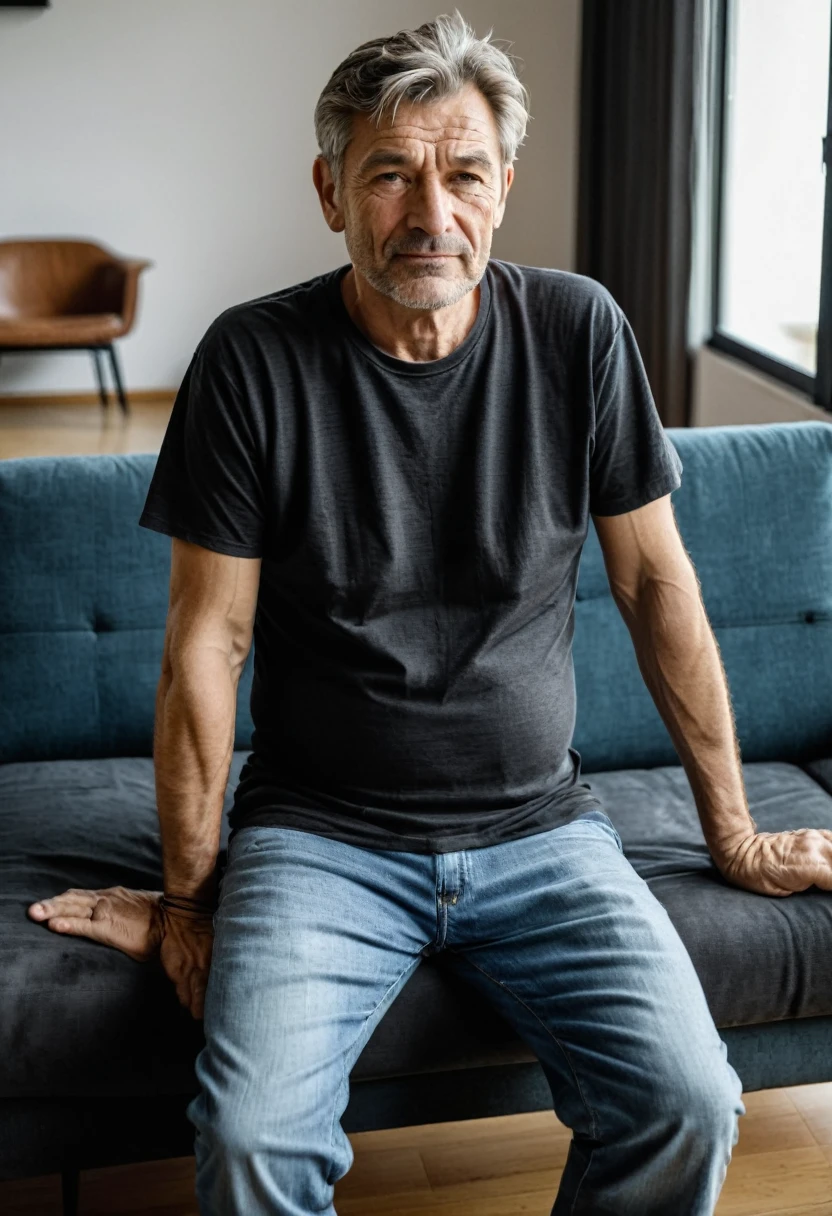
[616,568,757,855]
[154,647,240,904]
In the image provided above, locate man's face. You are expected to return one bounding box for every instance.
[317,82,513,311]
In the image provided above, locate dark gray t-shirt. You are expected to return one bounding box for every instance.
[139,258,682,853]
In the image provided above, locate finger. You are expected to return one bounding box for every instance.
[30,894,96,919]
[779,832,832,891]
[812,839,832,891]
[44,915,114,943]
[815,830,832,877]
[29,892,97,920]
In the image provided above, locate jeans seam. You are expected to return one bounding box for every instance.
[327,948,431,1181]
[446,949,599,1141]
[569,1143,596,1215]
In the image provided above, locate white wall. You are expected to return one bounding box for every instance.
[0,0,581,395]
[4,1,829,429]
[692,347,832,427]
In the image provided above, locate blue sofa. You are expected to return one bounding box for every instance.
[2,420,832,1207]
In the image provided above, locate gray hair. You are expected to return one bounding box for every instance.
[314,9,531,196]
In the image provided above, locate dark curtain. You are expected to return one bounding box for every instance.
[577,0,698,428]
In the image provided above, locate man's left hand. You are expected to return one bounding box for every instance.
[713,828,832,896]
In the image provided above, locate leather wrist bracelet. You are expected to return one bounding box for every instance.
[160,893,217,918]
[162,890,216,909]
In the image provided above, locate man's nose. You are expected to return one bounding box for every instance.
[406,175,456,236]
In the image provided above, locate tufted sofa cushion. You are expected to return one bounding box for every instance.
[3,751,831,1100]
[573,421,832,770]
[0,454,254,765]
[1,422,831,774]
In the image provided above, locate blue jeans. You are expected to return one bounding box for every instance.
[186,808,745,1215]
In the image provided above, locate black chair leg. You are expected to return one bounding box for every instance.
[106,343,129,416]
[91,348,108,408]
[61,1164,80,1216]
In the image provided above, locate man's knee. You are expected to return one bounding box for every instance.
[636,1053,745,1152]
[678,1071,743,1140]
[190,1087,297,1160]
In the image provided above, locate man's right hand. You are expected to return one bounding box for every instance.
[28,886,164,962]
[159,908,215,1020]
[28,885,216,1021]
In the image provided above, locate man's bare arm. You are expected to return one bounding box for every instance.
[592,496,832,895]
[591,496,755,854]
[28,537,261,976]
[156,537,262,903]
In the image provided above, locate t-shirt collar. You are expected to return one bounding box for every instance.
[324,260,492,376]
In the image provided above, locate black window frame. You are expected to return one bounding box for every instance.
[708,0,832,412]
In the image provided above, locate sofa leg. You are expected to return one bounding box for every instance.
[106,343,130,416]
[61,1164,80,1216]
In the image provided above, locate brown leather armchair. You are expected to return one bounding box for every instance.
[0,238,153,416]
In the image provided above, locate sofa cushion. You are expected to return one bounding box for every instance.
[3,424,832,776]
[2,754,832,1098]
[0,454,257,766]
[1,753,240,1100]
[573,421,832,771]
[805,757,832,797]
[582,761,832,1027]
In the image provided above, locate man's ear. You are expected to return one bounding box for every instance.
[494,164,514,230]
[313,156,346,234]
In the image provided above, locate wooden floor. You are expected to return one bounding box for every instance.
[0,393,175,459]
[2,396,832,1214]
[1,1086,832,1215]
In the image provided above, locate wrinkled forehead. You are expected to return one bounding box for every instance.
[347,86,501,165]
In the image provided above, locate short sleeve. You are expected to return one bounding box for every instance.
[138,326,265,557]
[589,310,683,517]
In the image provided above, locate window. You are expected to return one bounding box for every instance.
[710,0,832,407]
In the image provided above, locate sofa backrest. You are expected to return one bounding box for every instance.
[1,421,830,769]
[0,452,254,764]
[573,420,832,770]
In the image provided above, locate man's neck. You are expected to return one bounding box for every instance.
[340,266,480,363]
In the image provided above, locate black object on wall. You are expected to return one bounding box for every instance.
[577,0,696,429]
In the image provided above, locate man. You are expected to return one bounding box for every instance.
[27,11,832,1216]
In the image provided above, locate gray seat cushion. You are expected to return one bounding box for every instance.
[806,757,832,797]
[2,755,832,1098]
[1,754,241,1100]
[583,762,832,1028]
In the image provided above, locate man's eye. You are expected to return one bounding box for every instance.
[376,172,480,184]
